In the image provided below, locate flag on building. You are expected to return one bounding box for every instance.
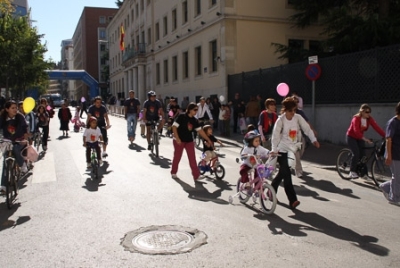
[120,24,125,51]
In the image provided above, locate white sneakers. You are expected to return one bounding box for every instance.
[102,152,108,158]
[349,171,359,179]
[171,174,179,179]
[21,163,28,173]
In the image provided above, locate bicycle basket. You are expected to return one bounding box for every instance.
[257,164,274,179]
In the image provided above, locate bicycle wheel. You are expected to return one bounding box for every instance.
[154,131,159,157]
[336,148,352,180]
[236,177,250,203]
[92,159,98,179]
[371,157,392,187]
[260,183,277,214]
[5,164,13,209]
[198,161,206,175]
[13,165,19,196]
[36,134,42,152]
[214,165,225,180]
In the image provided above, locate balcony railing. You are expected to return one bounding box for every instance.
[123,43,146,62]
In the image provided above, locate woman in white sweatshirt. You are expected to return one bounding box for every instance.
[271,97,320,209]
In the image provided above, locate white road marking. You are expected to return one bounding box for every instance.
[31,152,57,183]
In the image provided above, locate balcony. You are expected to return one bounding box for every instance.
[122,43,146,63]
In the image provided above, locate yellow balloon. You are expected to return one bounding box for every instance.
[23,97,35,113]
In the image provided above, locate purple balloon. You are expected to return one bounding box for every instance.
[276,83,289,97]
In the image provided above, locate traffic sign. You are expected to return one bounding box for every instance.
[305,64,321,81]
[308,55,318,64]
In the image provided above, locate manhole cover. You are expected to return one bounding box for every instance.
[121,225,207,255]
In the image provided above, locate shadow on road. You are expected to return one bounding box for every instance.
[149,155,171,169]
[172,177,229,205]
[128,143,146,152]
[294,173,360,200]
[82,161,111,192]
[0,203,31,232]
[290,210,389,256]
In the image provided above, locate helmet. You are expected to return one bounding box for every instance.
[244,131,261,146]
[88,116,97,124]
[147,91,156,97]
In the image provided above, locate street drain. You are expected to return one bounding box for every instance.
[121,225,207,255]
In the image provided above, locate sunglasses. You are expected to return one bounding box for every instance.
[193,109,199,111]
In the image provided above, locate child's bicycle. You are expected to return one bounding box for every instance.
[197,148,225,180]
[88,142,102,180]
[229,154,277,215]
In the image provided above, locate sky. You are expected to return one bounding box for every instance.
[28,0,118,63]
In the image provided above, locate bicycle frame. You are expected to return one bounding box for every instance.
[149,120,159,157]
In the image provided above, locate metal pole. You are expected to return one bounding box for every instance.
[312,80,316,127]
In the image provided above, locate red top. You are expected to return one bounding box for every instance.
[346,115,385,140]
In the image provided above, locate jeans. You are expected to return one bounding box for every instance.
[380,160,400,203]
[346,135,365,172]
[171,140,200,179]
[127,113,138,139]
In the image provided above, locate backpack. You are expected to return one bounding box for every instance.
[47,106,55,118]
[261,110,277,134]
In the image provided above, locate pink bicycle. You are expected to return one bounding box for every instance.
[229,154,277,214]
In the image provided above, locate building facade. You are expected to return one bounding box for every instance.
[107,0,323,104]
[60,39,75,99]
[72,7,117,100]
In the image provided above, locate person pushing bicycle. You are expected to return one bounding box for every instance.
[143,91,165,150]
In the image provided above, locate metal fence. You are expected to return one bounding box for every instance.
[228,44,400,104]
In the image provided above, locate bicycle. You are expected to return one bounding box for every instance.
[149,120,160,157]
[0,139,26,209]
[88,142,102,180]
[229,154,278,214]
[197,148,225,180]
[336,139,391,187]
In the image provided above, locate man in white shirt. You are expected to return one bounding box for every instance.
[196,97,213,123]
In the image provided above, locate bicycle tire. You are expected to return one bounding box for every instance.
[198,161,206,175]
[214,165,225,180]
[371,157,392,187]
[36,134,42,152]
[236,177,250,203]
[336,148,352,180]
[154,131,159,158]
[92,159,98,179]
[5,163,13,209]
[260,183,277,214]
[13,165,19,196]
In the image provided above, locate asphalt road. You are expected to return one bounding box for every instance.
[0,109,399,268]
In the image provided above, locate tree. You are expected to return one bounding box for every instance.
[0,11,52,98]
[0,0,13,14]
[273,0,400,62]
[115,0,124,8]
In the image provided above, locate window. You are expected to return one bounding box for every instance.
[288,39,304,63]
[210,0,217,7]
[99,16,106,24]
[195,0,201,16]
[136,4,139,16]
[172,56,178,81]
[164,59,169,83]
[108,16,113,23]
[99,29,106,39]
[100,44,106,51]
[172,9,177,31]
[141,31,145,45]
[182,1,188,24]
[147,0,151,5]
[101,58,106,65]
[156,63,160,85]
[131,9,134,22]
[155,22,160,41]
[183,51,189,79]
[163,16,168,36]
[141,0,144,12]
[147,28,152,45]
[210,40,217,72]
[309,40,321,52]
[288,0,295,4]
[195,46,202,76]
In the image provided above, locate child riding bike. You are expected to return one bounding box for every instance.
[83,117,103,169]
[239,131,271,189]
[200,125,223,168]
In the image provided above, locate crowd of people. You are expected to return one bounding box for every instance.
[0,90,398,208]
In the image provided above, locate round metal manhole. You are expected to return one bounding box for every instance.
[121,225,207,255]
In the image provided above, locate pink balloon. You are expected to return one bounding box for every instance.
[276,83,289,97]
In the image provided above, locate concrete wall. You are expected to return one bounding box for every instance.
[302,103,395,145]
